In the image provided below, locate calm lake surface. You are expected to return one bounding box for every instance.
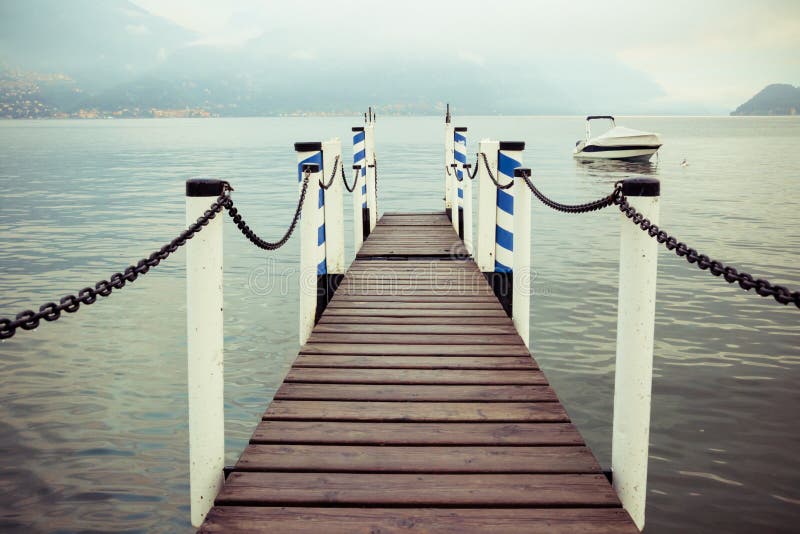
[0,116,798,533]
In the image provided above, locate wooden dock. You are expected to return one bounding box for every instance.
[200,212,638,533]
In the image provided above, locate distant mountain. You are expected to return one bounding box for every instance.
[0,0,668,117]
[731,84,800,116]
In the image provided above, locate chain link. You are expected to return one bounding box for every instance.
[612,184,799,309]
[479,152,514,190]
[319,155,339,190]
[519,172,616,214]
[444,164,451,176]
[342,164,361,193]
[0,184,233,340]
[373,153,378,212]
[225,170,310,250]
[464,162,479,179]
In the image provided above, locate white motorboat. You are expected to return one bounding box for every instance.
[573,116,662,162]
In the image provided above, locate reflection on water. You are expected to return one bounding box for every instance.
[0,116,799,533]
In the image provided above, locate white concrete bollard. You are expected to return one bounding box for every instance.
[294,143,323,345]
[322,138,345,274]
[476,140,499,272]
[185,178,225,527]
[612,177,661,531]
[512,167,532,348]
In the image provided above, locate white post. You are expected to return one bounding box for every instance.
[449,161,460,235]
[352,127,366,250]
[476,140,499,272]
[444,112,454,219]
[612,177,660,531]
[186,178,225,527]
[454,127,471,249]
[512,167,532,347]
[322,138,345,274]
[295,143,323,345]
[365,113,378,231]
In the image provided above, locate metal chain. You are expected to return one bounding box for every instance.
[0,184,233,340]
[372,153,378,213]
[612,184,799,309]
[225,170,310,250]
[479,152,514,190]
[1,171,316,340]
[465,161,479,179]
[519,172,616,214]
[319,155,339,190]
[444,164,451,176]
[342,164,360,193]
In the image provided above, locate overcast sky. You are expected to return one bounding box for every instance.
[132,0,800,111]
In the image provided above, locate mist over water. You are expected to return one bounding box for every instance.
[0,116,798,533]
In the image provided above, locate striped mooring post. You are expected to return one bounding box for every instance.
[475,140,531,347]
[352,127,368,245]
[454,126,472,250]
[185,178,225,527]
[295,140,346,344]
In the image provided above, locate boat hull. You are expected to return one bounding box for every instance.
[574,145,661,162]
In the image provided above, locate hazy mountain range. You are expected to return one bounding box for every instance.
[730,84,800,116]
[0,0,792,117]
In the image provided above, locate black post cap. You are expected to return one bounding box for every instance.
[621,177,660,197]
[352,126,364,132]
[454,126,468,132]
[186,178,224,197]
[294,142,322,152]
[513,168,531,178]
[499,141,525,151]
[302,163,320,173]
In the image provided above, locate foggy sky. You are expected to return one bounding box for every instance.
[131,0,800,112]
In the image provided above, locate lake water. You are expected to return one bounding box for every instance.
[0,116,798,533]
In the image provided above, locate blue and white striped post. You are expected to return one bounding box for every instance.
[513,166,532,347]
[294,142,323,345]
[454,127,469,244]
[352,126,369,243]
[321,137,345,274]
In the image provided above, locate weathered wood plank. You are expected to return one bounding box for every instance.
[251,421,586,445]
[216,473,620,507]
[234,445,600,473]
[274,384,557,402]
[317,315,513,325]
[263,401,569,422]
[285,368,547,384]
[292,355,536,370]
[305,333,523,346]
[201,507,639,534]
[312,323,519,334]
[299,343,530,356]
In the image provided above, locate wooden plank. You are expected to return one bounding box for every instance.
[325,301,503,310]
[234,445,600,473]
[292,355,536,370]
[312,323,519,334]
[285,368,547,384]
[331,294,496,302]
[318,315,513,325]
[251,421,586,445]
[263,401,569,422]
[201,507,639,534]
[299,343,530,356]
[216,473,620,507]
[323,308,509,317]
[305,333,523,346]
[274,384,557,402]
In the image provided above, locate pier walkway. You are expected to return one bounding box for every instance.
[200,212,637,533]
